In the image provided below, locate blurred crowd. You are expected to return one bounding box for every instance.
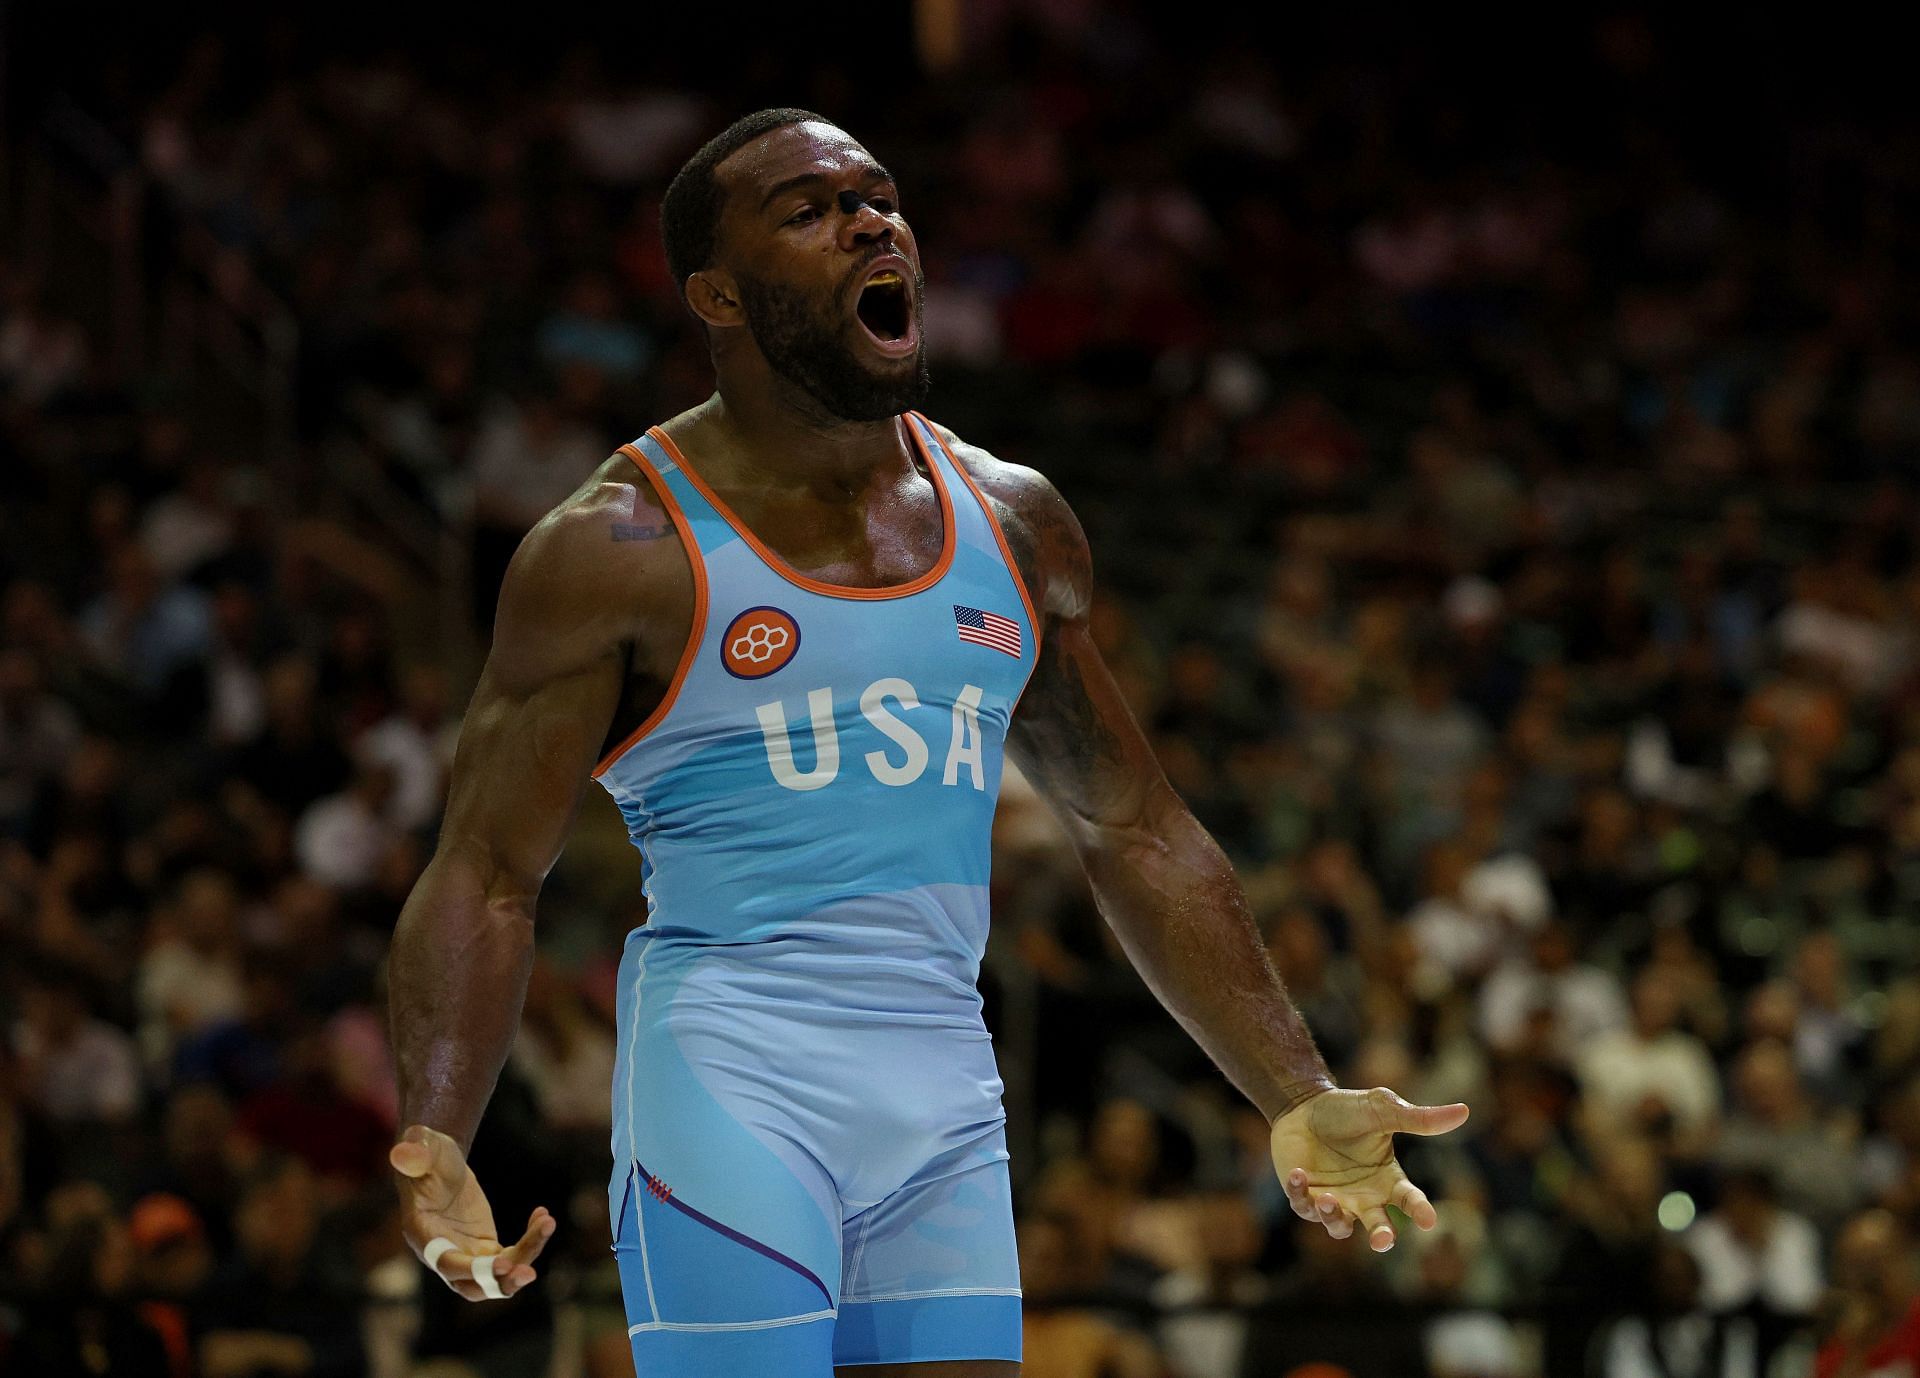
[5,6,1920,1377]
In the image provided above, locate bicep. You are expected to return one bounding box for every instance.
[435,661,619,901]
[986,454,1170,841]
[433,527,628,903]
[1007,613,1169,844]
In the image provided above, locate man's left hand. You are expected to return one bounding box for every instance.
[1270,1086,1469,1252]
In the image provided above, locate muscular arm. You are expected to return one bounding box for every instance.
[389,469,682,1152]
[955,437,1333,1124]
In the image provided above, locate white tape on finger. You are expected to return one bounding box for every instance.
[471,1253,506,1300]
[422,1237,456,1272]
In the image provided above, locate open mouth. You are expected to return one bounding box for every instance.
[855,269,913,345]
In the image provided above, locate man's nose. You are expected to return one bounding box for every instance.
[837,189,893,244]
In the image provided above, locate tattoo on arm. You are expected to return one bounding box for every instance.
[612,522,674,542]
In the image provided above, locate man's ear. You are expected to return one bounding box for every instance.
[686,269,744,331]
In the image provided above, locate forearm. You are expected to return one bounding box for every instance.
[1077,783,1333,1122]
[388,841,537,1152]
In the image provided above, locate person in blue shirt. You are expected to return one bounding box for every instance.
[385,107,1469,1376]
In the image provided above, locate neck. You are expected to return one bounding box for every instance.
[696,374,910,494]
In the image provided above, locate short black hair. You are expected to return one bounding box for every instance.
[661,107,833,308]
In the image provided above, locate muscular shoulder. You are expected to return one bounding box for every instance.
[487,450,696,697]
[926,418,1090,623]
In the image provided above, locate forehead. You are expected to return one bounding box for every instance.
[715,121,878,207]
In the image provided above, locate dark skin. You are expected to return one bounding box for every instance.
[387,121,1468,1374]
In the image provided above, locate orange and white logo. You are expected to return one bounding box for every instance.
[722,606,800,679]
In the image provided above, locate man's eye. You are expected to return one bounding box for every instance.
[871,198,897,213]
[786,207,819,226]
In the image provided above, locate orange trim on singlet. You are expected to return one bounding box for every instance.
[590,444,710,779]
[918,412,1045,667]
[642,416,957,602]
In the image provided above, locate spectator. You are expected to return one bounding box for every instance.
[1717,1040,1863,1231]
[139,459,235,584]
[1602,1241,1760,1378]
[128,1193,215,1378]
[136,867,247,1070]
[293,756,401,892]
[1151,1190,1267,1378]
[1264,906,1366,1071]
[1789,931,1866,1099]
[11,959,141,1124]
[1480,920,1629,1066]
[1859,1075,1920,1208]
[1033,1097,1185,1302]
[1373,659,1488,816]
[225,656,352,821]
[1577,968,1722,1157]
[354,662,454,834]
[1408,839,1498,988]
[0,649,82,835]
[1018,1212,1161,1378]
[78,546,213,709]
[195,1156,368,1378]
[139,1085,242,1252]
[8,1206,171,1377]
[202,582,274,749]
[466,382,606,630]
[510,961,617,1137]
[1548,1132,1667,1349]
[1397,1203,1522,1376]
[234,1026,393,1197]
[1684,1168,1824,1322]
[1815,1209,1920,1378]
[0,281,89,406]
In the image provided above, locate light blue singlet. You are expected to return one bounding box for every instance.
[590,410,1038,1373]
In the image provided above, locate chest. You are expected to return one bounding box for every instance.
[726,479,945,589]
[702,579,1028,749]
[600,421,1041,792]
[615,546,1034,805]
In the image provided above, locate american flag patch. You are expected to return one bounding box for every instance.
[954,604,1022,657]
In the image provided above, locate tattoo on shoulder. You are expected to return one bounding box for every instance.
[612,522,674,542]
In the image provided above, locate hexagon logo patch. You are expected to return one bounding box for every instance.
[721,606,801,679]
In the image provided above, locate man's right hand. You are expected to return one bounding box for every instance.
[390,1124,555,1301]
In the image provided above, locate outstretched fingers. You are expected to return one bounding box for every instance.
[437,1212,552,1297]
[423,1238,537,1302]
[1282,1167,1365,1239]
[1287,1169,1439,1248]
[411,1210,554,1302]
[497,1207,559,1271]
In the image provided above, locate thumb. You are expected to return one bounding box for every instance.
[390,1124,450,1179]
[1394,1100,1471,1137]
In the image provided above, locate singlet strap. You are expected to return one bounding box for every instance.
[590,441,711,779]
[907,411,1043,663]
[623,432,741,563]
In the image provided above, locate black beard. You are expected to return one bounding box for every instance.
[734,269,931,423]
